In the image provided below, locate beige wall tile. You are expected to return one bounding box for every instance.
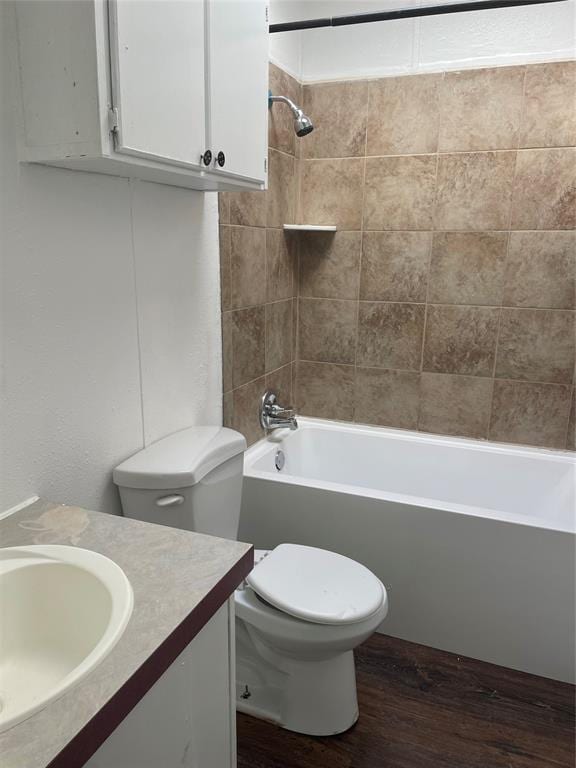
[232,376,266,446]
[423,305,499,376]
[511,148,576,230]
[521,61,576,148]
[222,311,233,393]
[298,297,357,364]
[428,232,507,306]
[229,190,267,228]
[218,192,230,224]
[366,74,441,156]
[357,302,425,370]
[220,62,576,451]
[267,149,296,227]
[296,361,355,420]
[504,232,576,309]
[489,380,572,448]
[265,363,293,409]
[223,391,233,429]
[299,159,364,229]
[439,67,525,151]
[495,308,575,384]
[219,225,232,311]
[567,390,575,450]
[230,226,266,309]
[364,156,437,230]
[419,372,493,439]
[299,231,361,300]
[435,152,516,231]
[231,306,265,388]
[266,300,293,372]
[269,63,300,156]
[302,81,368,158]
[266,229,297,302]
[354,367,420,429]
[360,231,431,302]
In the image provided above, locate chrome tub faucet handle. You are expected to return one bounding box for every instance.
[260,390,298,431]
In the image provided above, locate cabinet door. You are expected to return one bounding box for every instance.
[207,0,268,184]
[85,601,235,768]
[109,0,206,169]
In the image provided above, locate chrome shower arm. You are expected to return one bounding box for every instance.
[268,94,301,113]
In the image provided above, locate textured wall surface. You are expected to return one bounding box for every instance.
[1,3,222,514]
[268,0,576,81]
[220,60,575,450]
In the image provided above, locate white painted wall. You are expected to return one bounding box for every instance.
[0,2,222,516]
[269,0,576,82]
[268,0,304,78]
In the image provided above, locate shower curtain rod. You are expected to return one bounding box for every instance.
[269,0,566,33]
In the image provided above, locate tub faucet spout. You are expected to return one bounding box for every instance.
[260,390,298,431]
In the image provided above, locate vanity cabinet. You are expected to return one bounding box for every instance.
[85,600,237,768]
[15,0,268,191]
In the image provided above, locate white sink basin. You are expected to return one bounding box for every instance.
[0,545,133,733]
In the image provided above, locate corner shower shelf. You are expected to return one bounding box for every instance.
[283,224,337,232]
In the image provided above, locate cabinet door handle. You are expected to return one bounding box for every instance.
[217,151,226,168]
[202,150,213,166]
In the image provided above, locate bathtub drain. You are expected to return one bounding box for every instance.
[275,450,285,471]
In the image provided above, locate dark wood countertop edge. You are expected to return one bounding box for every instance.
[46,545,254,768]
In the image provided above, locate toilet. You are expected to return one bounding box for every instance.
[113,426,388,736]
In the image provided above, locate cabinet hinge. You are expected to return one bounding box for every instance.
[264,157,267,173]
[265,5,269,22]
[108,107,119,133]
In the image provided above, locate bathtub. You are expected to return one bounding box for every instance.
[240,417,576,683]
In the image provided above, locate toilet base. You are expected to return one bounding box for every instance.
[236,620,359,736]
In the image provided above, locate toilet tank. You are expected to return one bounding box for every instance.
[113,427,247,541]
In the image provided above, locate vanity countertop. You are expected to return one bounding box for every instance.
[0,498,253,768]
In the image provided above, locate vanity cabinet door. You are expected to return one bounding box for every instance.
[206,0,268,184]
[108,0,207,170]
[86,600,236,768]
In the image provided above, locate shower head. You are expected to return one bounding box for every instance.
[268,93,314,137]
[294,110,314,137]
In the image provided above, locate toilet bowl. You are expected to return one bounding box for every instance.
[235,547,388,735]
[113,426,389,736]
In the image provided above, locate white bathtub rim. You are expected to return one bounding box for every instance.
[244,418,576,535]
[249,417,576,464]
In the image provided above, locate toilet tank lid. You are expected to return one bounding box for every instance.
[112,427,247,489]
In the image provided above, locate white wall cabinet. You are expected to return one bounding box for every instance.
[85,600,237,768]
[16,0,268,191]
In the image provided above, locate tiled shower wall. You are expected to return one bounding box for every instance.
[219,65,300,444]
[220,61,576,450]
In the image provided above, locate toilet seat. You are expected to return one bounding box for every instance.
[246,544,385,626]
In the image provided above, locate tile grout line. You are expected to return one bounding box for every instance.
[228,223,576,234]
[293,67,304,412]
[417,228,436,432]
[487,73,526,437]
[351,83,371,424]
[417,81,443,435]
[295,146,569,162]
[292,359,573,389]
[560,382,574,450]
[287,296,576,312]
